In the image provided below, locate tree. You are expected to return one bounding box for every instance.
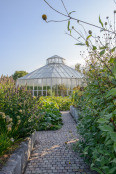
[75,63,81,72]
[12,71,28,81]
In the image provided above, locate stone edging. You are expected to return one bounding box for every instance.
[70,105,79,123]
[0,131,36,174]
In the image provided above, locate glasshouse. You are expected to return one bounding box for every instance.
[17,55,84,96]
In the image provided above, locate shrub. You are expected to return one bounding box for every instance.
[73,48,116,174]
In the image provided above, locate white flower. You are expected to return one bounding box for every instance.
[17,120,21,125]
[10,138,14,142]
[17,116,20,119]
[19,109,22,113]
[6,115,11,123]
[0,112,5,119]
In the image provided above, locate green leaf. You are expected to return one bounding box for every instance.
[86,35,92,40]
[106,88,116,97]
[99,125,113,132]
[100,49,105,56]
[86,40,89,47]
[91,167,103,173]
[112,59,116,77]
[111,158,116,163]
[104,113,113,119]
[75,43,85,46]
[109,167,116,174]
[105,139,112,145]
[93,45,97,50]
[111,47,116,52]
[69,11,76,15]
[67,20,70,31]
[99,16,104,27]
[97,118,109,124]
[110,132,116,142]
[100,46,108,49]
[109,57,115,63]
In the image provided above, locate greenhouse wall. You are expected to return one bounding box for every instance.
[17,77,85,97]
[17,55,85,96]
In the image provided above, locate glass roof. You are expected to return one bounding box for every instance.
[19,55,84,80]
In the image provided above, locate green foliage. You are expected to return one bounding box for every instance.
[0,134,13,155]
[37,102,62,130]
[99,16,104,28]
[67,20,70,31]
[75,43,85,46]
[73,50,116,173]
[36,96,72,130]
[39,96,72,111]
[12,71,28,81]
[75,63,81,73]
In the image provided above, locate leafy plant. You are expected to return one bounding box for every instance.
[39,96,72,111]
[37,102,62,130]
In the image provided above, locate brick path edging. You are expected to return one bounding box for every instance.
[0,131,36,174]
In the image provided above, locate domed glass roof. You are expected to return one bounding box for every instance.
[19,55,83,80]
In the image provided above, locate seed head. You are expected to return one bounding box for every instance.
[105,22,107,25]
[42,14,47,21]
[88,30,92,35]
[72,26,74,29]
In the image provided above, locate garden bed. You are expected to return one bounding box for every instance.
[0,131,36,174]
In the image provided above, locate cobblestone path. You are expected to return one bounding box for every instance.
[24,111,96,174]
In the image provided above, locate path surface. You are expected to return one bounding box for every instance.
[24,111,96,174]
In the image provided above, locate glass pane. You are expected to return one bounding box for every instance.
[27,86,30,90]
[38,86,42,90]
[43,91,46,96]
[34,91,37,96]
[30,86,33,90]
[38,91,42,96]
[34,86,37,90]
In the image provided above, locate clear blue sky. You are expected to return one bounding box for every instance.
[0,0,115,76]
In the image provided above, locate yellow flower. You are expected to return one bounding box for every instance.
[42,14,47,21]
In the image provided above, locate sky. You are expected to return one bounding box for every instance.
[0,0,115,76]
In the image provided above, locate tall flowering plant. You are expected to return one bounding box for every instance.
[0,76,39,155]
